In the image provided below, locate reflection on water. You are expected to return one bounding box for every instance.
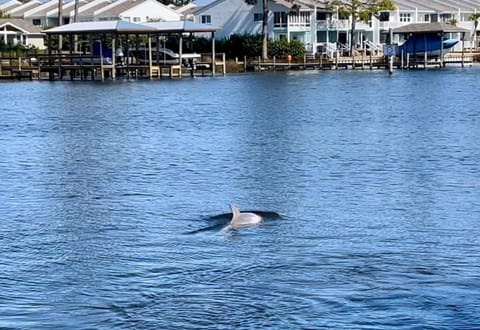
[1,68,480,328]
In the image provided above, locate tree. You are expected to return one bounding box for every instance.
[469,12,480,48]
[246,0,269,60]
[328,0,395,56]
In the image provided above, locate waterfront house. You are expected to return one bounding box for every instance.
[0,18,44,48]
[193,0,480,55]
[192,0,292,39]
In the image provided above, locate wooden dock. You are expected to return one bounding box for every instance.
[250,52,477,72]
[0,53,226,81]
[1,52,477,80]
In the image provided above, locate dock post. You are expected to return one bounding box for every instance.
[244,55,247,72]
[211,32,216,76]
[273,56,276,71]
[222,53,226,75]
[148,35,153,79]
[424,35,428,70]
[461,33,465,68]
[388,55,394,75]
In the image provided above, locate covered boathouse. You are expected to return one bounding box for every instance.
[392,22,470,69]
[40,20,221,80]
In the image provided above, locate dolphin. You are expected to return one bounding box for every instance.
[221,204,263,233]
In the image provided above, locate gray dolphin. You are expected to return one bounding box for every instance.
[221,204,263,232]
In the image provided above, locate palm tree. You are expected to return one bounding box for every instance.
[469,12,480,49]
[58,0,62,26]
[246,0,268,60]
[74,0,79,22]
[58,0,63,50]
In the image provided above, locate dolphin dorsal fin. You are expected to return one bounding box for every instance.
[229,204,240,218]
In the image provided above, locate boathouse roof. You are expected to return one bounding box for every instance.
[43,20,221,35]
[43,20,158,34]
[393,22,470,35]
[144,21,221,33]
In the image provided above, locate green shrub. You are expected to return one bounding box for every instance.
[186,34,305,59]
[268,39,305,58]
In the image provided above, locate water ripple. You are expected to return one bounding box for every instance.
[1,70,480,328]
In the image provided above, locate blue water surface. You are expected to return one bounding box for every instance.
[1,68,479,329]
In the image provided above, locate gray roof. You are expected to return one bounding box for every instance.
[8,0,42,17]
[0,0,21,12]
[24,1,57,17]
[145,20,221,33]
[48,0,89,18]
[393,22,470,34]
[0,18,43,33]
[97,0,147,17]
[394,0,480,12]
[77,1,112,17]
[43,20,158,34]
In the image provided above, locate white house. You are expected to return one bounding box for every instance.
[193,0,292,39]
[194,0,480,54]
[94,0,182,23]
[0,18,44,48]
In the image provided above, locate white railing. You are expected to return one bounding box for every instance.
[288,11,310,27]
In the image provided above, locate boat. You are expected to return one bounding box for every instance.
[397,36,459,57]
[127,47,201,66]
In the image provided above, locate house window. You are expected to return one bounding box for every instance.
[440,13,451,22]
[201,15,211,24]
[254,13,263,21]
[133,17,141,22]
[32,19,41,25]
[274,12,287,27]
[399,13,411,22]
[316,12,327,21]
[123,16,131,22]
[379,12,389,22]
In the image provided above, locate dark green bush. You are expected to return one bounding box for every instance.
[184,34,305,59]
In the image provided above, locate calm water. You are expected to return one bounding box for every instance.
[1,68,479,329]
